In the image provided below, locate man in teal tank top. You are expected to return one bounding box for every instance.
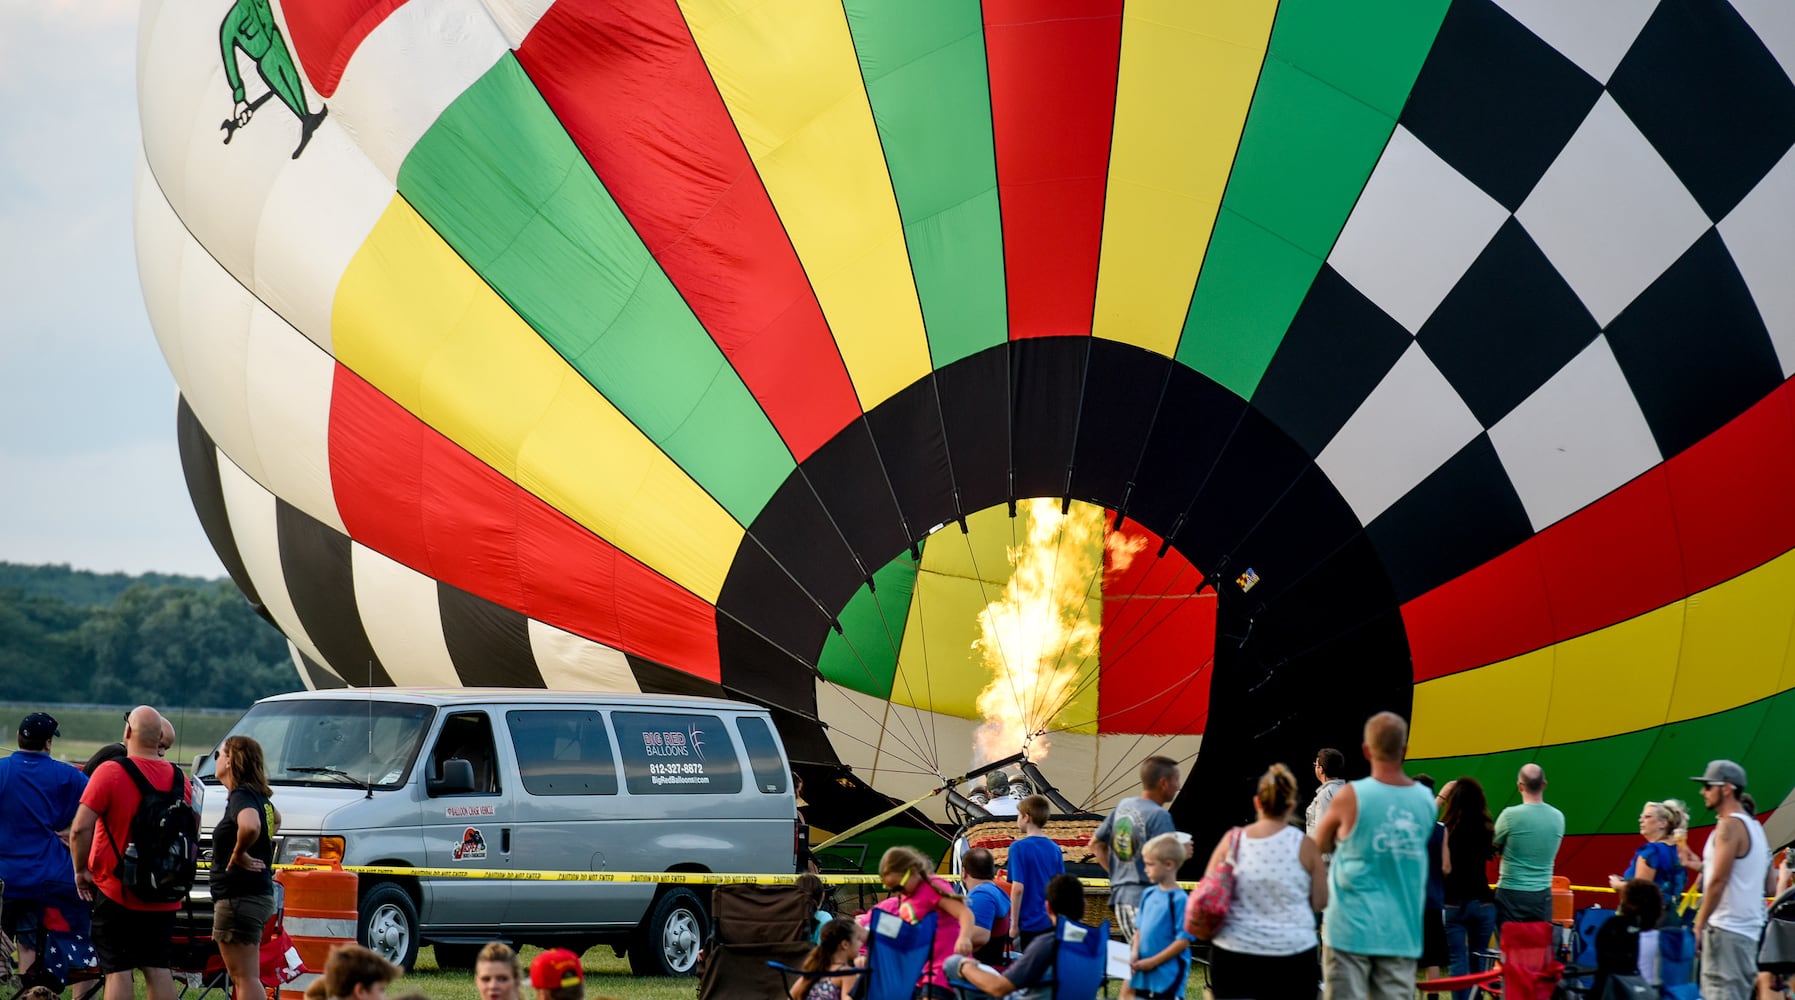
[1314,711,1438,1000]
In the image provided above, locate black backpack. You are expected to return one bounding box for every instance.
[105,758,199,903]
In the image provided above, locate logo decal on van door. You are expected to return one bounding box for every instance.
[452,827,487,861]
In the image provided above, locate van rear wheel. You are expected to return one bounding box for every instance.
[359,882,421,972]
[629,888,705,977]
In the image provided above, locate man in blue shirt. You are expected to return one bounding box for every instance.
[0,713,89,979]
[962,848,1012,965]
[1007,795,1065,949]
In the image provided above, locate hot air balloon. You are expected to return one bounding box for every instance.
[139,0,1795,886]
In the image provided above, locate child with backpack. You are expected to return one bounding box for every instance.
[1122,834,1196,1000]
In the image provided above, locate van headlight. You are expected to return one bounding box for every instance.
[276,836,345,864]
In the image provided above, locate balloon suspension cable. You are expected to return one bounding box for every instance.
[811,751,1028,853]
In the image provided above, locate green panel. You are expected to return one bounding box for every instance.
[1411,689,1795,836]
[1176,0,1449,396]
[1269,0,1451,119]
[396,56,793,523]
[844,1,1007,366]
[817,554,921,698]
[1176,210,1321,398]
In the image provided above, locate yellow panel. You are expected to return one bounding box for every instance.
[679,0,932,407]
[1542,605,1683,746]
[1410,648,1553,758]
[1092,0,1278,356]
[332,197,743,601]
[1668,550,1795,718]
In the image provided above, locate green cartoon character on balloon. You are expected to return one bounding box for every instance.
[218,0,327,158]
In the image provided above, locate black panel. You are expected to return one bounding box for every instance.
[274,502,393,687]
[1607,0,1795,220]
[935,345,1011,511]
[176,397,262,611]
[864,376,960,540]
[716,611,821,717]
[1365,435,1535,602]
[1399,0,1603,211]
[627,654,728,700]
[1417,219,1601,427]
[1223,465,1369,614]
[1173,405,1316,578]
[438,582,543,687]
[1604,230,1784,459]
[716,535,834,666]
[296,650,348,690]
[1124,368,1248,532]
[1251,532,1401,665]
[1070,340,1172,507]
[766,706,837,767]
[1011,338,1088,500]
[729,474,863,633]
[1251,267,1413,456]
[802,420,910,585]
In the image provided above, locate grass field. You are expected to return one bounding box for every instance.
[0,702,240,768]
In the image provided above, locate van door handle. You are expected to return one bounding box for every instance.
[501,827,511,853]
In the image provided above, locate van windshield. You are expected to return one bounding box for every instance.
[204,700,435,790]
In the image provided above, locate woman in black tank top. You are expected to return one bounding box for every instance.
[212,736,280,1000]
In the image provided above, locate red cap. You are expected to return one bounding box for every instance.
[529,949,584,990]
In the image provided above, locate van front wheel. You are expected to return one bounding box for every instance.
[359,882,421,972]
[629,888,705,977]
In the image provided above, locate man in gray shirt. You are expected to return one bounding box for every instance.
[1307,747,1347,835]
[1089,756,1180,943]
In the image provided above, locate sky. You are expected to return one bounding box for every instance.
[0,1,227,578]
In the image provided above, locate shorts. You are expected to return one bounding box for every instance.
[91,894,175,973]
[1420,907,1448,968]
[2,896,45,938]
[1111,902,1139,944]
[213,894,275,946]
[1323,947,1417,1000]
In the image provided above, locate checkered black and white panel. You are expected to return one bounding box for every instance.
[178,402,653,694]
[1261,0,1795,602]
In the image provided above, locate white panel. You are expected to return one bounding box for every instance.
[1317,344,1485,526]
[1488,337,1662,531]
[135,157,190,399]
[1719,146,1795,377]
[817,683,1203,823]
[351,544,462,687]
[138,176,344,531]
[331,0,510,183]
[481,0,559,50]
[1492,0,1659,82]
[1328,127,1510,333]
[215,453,330,669]
[1729,0,1795,86]
[1516,95,1712,327]
[528,619,640,692]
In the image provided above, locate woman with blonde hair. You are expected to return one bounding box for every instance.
[1609,799,1690,923]
[474,942,521,1000]
[1203,763,1326,1000]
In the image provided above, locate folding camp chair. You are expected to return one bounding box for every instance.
[857,908,936,1000]
[5,893,101,1000]
[701,884,819,1000]
[948,917,1113,1000]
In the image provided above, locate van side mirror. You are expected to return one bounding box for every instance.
[428,757,475,795]
[193,752,212,777]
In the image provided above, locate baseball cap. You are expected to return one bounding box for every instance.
[19,713,60,742]
[529,949,584,990]
[1691,760,1747,789]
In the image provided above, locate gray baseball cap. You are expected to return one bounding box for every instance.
[1691,760,1747,789]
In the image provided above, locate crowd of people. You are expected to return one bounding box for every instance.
[5,704,1792,1000]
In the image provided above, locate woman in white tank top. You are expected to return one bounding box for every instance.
[1203,764,1328,1000]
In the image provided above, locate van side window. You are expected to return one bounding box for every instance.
[431,711,500,795]
[733,717,788,794]
[507,710,619,796]
[612,712,743,795]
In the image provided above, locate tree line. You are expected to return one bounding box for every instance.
[0,562,300,710]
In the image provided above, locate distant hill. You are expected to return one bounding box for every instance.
[0,561,219,606]
[0,562,297,710]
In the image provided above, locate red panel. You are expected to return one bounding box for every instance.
[1667,381,1795,593]
[328,366,721,679]
[516,0,861,461]
[1403,543,1554,682]
[1405,378,1795,681]
[1098,517,1214,734]
[984,0,1123,340]
[1535,470,1684,642]
[279,0,406,100]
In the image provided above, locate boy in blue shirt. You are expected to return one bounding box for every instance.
[1123,834,1196,1000]
[1007,795,1066,948]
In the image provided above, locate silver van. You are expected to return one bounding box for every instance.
[194,688,798,975]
